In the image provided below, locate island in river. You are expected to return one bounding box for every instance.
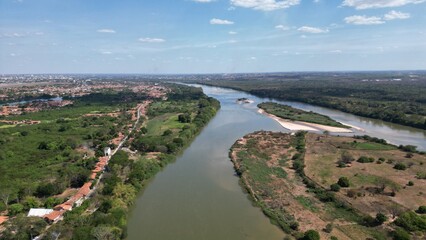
[258,102,354,133]
[230,131,426,240]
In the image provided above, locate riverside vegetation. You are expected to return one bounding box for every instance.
[193,72,426,130]
[230,131,426,240]
[0,84,220,239]
[258,102,350,128]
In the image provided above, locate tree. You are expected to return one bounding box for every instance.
[112,183,136,207]
[22,196,42,210]
[337,177,350,188]
[70,173,89,188]
[2,215,47,239]
[303,230,320,240]
[8,203,24,216]
[178,113,191,123]
[91,226,121,240]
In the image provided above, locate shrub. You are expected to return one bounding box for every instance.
[337,177,350,187]
[416,172,426,179]
[324,223,333,233]
[394,163,407,171]
[357,156,374,163]
[289,221,299,230]
[375,213,388,225]
[407,181,414,186]
[398,145,417,153]
[416,206,426,214]
[330,183,341,192]
[394,211,426,232]
[347,189,356,198]
[330,237,338,240]
[392,227,411,240]
[163,129,173,136]
[302,230,320,240]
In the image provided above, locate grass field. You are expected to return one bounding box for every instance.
[304,133,426,217]
[230,131,377,239]
[231,131,426,240]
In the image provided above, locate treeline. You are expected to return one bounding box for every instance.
[197,77,426,130]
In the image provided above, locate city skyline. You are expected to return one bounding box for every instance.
[1,0,426,74]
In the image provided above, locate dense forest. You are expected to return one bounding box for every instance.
[193,72,426,130]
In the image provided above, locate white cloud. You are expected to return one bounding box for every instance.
[230,0,300,11]
[97,29,116,33]
[10,53,17,57]
[138,38,166,43]
[229,31,238,35]
[101,51,112,55]
[342,0,426,9]
[275,25,290,30]
[384,10,410,20]
[344,15,385,25]
[210,18,234,25]
[330,50,343,53]
[297,26,329,33]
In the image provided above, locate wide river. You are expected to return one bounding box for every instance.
[127,84,426,240]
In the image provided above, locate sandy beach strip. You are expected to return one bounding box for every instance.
[258,109,353,133]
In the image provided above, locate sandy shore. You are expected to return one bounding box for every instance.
[258,109,354,133]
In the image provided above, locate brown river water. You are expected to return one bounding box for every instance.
[127,84,426,240]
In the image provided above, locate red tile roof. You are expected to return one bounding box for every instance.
[78,182,92,196]
[90,172,97,180]
[44,210,63,222]
[54,203,73,211]
[0,216,8,225]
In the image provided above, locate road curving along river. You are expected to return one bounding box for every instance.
[127,84,426,240]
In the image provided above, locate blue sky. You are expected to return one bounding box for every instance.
[1,0,425,74]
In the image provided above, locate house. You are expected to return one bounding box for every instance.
[104,147,111,156]
[27,208,53,217]
[43,210,64,224]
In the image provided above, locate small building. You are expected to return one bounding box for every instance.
[104,147,112,156]
[28,208,53,217]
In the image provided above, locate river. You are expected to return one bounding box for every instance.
[127,84,426,240]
